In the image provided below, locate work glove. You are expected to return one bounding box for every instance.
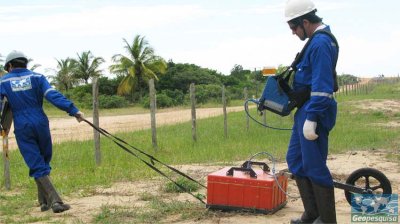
[75,111,85,123]
[303,119,318,140]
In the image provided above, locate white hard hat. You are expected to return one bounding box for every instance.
[5,50,28,65]
[4,50,28,70]
[285,0,316,22]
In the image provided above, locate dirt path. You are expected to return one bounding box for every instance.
[6,106,245,150]
[7,101,400,223]
[27,149,399,224]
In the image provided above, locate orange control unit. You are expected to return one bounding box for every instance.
[206,163,288,214]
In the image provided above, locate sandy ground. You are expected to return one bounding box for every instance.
[27,149,399,224]
[5,106,245,150]
[6,99,400,223]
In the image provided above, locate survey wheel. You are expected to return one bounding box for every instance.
[344,168,392,209]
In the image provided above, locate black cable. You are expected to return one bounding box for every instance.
[81,118,207,204]
[244,100,292,131]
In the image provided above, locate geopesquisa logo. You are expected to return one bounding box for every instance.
[351,194,398,223]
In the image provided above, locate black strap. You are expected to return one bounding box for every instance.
[81,118,207,204]
[279,29,339,90]
[292,29,339,70]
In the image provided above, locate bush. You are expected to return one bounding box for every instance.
[140,89,185,109]
[140,92,175,109]
[156,93,174,108]
[99,95,129,109]
[195,84,222,104]
[162,89,185,105]
[226,86,244,100]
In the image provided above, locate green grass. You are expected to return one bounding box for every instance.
[93,199,211,224]
[163,177,201,193]
[0,81,399,223]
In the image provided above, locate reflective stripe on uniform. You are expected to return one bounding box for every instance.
[0,74,42,83]
[44,88,55,97]
[310,92,333,98]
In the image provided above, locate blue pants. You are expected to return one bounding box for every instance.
[286,106,334,187]
[14,111,52,179]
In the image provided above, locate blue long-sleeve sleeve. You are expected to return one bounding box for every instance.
[305,34,337,121]
[293,26,338,124]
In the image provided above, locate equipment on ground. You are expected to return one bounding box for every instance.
[206,160,288,214]
[206,153,392,214]
[334,167,392,209]
[82,119,392,212]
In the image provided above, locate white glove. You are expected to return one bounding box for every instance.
[303,119,318,140]
[75,111,85,123]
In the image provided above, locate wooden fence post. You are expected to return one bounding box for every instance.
[2,131,10,190]
[222,85,228,138]
[263,111,267,126]
[244,87,249,131]
[149,79,158,150]
[190,83,197,142]
[92,77,101,166]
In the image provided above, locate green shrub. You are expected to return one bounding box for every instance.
[156,93,174,108]
[99,95,129,109]
[195,84,223,104]
[141,91,182,109]
[163,89,185,105]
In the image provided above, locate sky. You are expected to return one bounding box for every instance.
[1,0,399,78]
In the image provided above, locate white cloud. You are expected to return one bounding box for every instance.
[2,4,207,37]
[167,34,304,74]
[2,1,400,78]
[338,31,400,77]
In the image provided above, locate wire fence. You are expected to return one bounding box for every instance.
[2,76,399,189]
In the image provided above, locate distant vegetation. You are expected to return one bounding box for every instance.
[0,35,366,110]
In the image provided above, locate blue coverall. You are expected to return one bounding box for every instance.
[286,25,338,187]
[0,68,79,178]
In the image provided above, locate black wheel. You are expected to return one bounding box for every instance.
[344,168,392,209]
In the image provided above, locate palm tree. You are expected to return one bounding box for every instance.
[28,59,41,71]
[73,51,105,84]
[109,35,167,101]
[51,58,78,91]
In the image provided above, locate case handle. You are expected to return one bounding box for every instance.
[226,167,257,178]
[241,161,270,172]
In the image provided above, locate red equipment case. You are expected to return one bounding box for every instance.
[206,162,288,214]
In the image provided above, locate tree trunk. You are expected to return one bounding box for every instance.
[138,75,143,101]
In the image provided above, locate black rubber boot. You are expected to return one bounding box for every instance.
[35,179,49,211]
[312,183,337,224]
[290,176,319,224]
[36,176,71,213]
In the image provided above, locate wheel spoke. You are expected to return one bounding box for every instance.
[364,176,370,189]
[370,185,383,191]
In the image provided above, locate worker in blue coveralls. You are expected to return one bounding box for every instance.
[0,50,85,213]
[284,0,338,223]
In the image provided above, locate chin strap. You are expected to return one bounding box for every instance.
[301,25,308,39]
